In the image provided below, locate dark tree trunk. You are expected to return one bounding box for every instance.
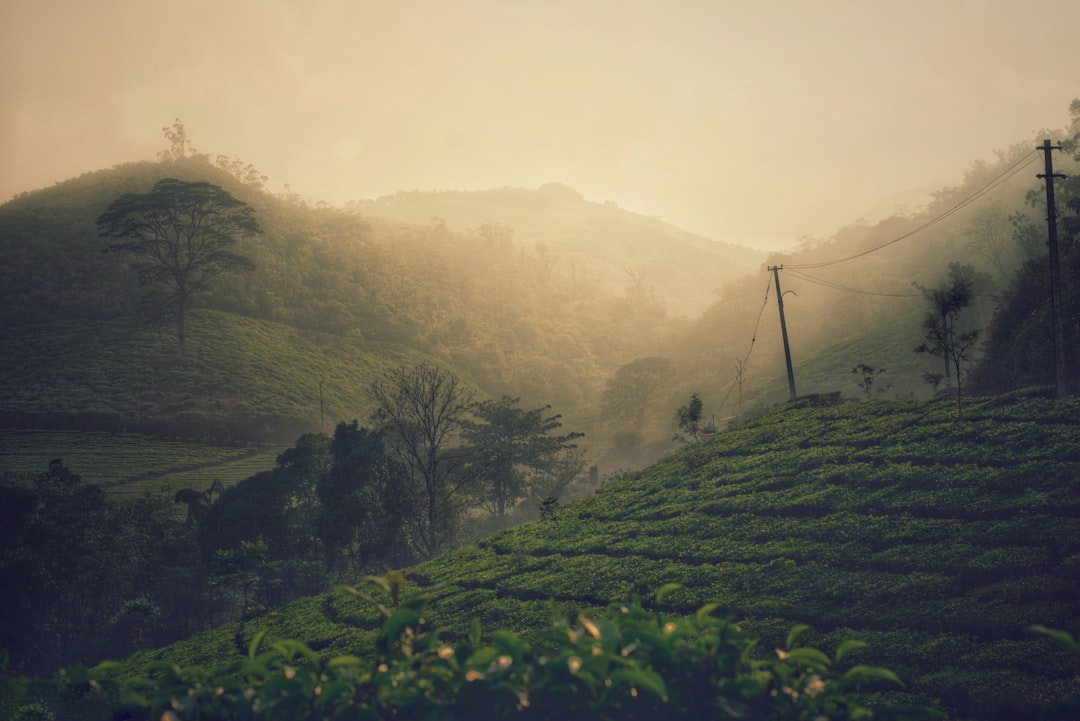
[176,294,187,356]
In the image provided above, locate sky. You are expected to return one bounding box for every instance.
[2,0,1078,250]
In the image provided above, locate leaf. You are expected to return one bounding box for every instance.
[62,665,90,685]
[381,606,421,646]
[785,623,811,650]
[271,639,318,664]
[248,630,268,660]
[1027,625,1079,651]
[835,639,868,663]
[326,655,362,669]
[89,660,122,674]
[781,647,831,671]
[594,619,622,653]
[469,617,482,646]
[695,603,721,623]
[610,668,668,699]
[315,680,355,710]
[843,664,905,688]
[655,583,683,604]
[492,630,526,661]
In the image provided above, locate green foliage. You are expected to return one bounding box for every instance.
[915,262,982,416]
[0,461,206,677]
[0,430,283,494]
[0,156,697,463]
[370,362,477,559]
[600,357,673,433]
[462,396,585,517]
[73,392,1080,720]
[211,540,274,613]
[672,392,704,442]
[317,422,414,577]
[74,580,940,721]
[97,177,260,354]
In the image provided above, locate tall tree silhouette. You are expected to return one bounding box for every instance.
[97,178,259,354]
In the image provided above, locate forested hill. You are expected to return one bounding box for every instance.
[3,101,1080,453]
[105,390,1080,721]
[0,156,756,446]
[346,184,762,317]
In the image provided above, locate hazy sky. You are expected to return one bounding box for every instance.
[2,0,1078,250]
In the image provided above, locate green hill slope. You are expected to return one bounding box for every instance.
[0,309,432,441]
[0,429,286,497]
[119,390,1080,721]
[0,157,705,456]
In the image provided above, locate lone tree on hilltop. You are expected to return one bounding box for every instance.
[158,117,197,161]
[97,178,259,354]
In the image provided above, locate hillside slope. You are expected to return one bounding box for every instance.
[0,159,714,446]
[0,309,432,442]
[122,390,1080,721]
[348,184,763,318]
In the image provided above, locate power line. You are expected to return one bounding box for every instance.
[711,148,1042,416]
[787,150,1040,270]
[784,268,920,298]
[715,275,772,417]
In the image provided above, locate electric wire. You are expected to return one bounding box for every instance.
[784,268,920,298]
[786,150,1041,270]
[711,149,1040,417]
[715,275,772,418]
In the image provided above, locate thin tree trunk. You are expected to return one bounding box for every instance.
[176,295,187,356]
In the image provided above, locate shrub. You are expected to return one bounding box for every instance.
[68,579,944,720]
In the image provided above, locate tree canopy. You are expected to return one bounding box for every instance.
[96,178,259,354]
[461,396,584,517]
[370,363,476,558]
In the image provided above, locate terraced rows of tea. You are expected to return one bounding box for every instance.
[0,429,284,496]
[125,391,1080,720]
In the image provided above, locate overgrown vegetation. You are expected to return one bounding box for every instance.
[34,579,944,721]
[4,104,1080,721]
[4,391,1071,720]
[0,373,585,680]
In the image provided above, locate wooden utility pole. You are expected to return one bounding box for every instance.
[1037,140,1067,399]
[769,265,798,400]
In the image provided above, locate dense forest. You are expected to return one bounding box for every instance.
[2,101,1080,720]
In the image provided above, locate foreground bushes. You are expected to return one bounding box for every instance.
[43,579,944,721]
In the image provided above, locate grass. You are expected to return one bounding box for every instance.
[0,309,435,439]
[0,429,287,497]
[115,389,1080,720]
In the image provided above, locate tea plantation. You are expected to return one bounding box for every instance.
[0,429,286,498]
[107,389,1080,719]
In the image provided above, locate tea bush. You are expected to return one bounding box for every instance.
[62,580,944,721]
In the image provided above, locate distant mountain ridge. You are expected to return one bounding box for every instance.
[346,183,764,317]
[1,117,1076,451]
